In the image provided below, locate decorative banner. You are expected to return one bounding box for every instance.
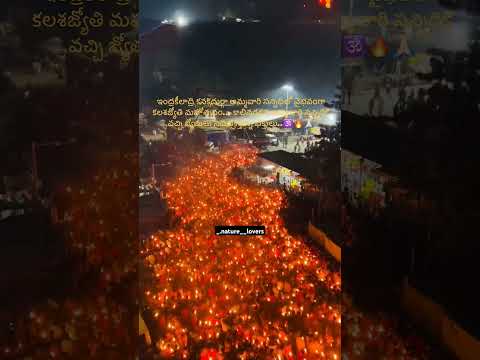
[342,35,367,58]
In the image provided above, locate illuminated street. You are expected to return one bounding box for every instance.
[141,146,341,359]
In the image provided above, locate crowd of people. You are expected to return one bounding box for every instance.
[136,143,449,360]
[140,146,341,359]
[385,76,479,135]
[1,295,132,359]
[1,150,138,359]
[342,295,439,360]
[1,18,139,355]
[363,51,480,142]
[291,135,318,154]
[1,13,469,359]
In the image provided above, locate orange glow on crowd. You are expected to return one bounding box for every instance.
[141,146,341,359]
[319,0,332,9]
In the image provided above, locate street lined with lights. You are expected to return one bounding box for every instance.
[141,146,341,359]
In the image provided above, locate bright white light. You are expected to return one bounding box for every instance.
[282,84,293,91]
[176,15,189,27]
[236,18,242,22]
[324,112,339,126]
[222,16,226,21]
[263,165,275,170]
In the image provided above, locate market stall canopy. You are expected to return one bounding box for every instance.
[259,150,323,183]
[248,165,272,177]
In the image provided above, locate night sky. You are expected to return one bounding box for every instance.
[140,0,341,102]
[140,0,338,22]
[177,23,341,100]
[140,0,453,20]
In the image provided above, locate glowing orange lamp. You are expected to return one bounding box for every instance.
[370,37,388,58]
[319,0,331,8]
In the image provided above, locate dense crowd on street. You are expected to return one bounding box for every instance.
[355,47,480,146]
[140,147,341,359]
[379,74,480,137]
[0,150,138,359]
[1,33,139,357]
[1,14,468,359]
